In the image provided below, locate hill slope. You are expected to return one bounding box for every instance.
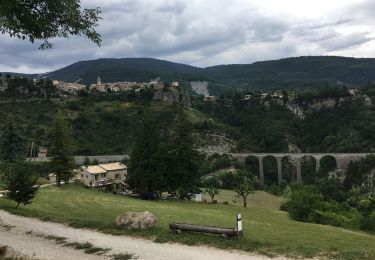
[4,56,375,93]
[39,56,375,91]
[43,57,202,85]
[205,56,375,89]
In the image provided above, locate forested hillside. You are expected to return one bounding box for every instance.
[204,56,375,91]
[0,83,375,156]
[5,56,375,94]
[193,86,375,153]
[43,58,201,87]
[0,95,227,156]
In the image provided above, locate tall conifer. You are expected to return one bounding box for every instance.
[128,113,165,192]
[49,110,75,186]
[0,120,24,163]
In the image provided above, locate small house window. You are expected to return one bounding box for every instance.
[94,175,98,181]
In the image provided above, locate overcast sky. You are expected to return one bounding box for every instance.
[1,0,375,73]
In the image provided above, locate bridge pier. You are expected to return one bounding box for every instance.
[259,156,264,184]
[315,156,321,173]
[276,156,283,185]
[296,158,302,183]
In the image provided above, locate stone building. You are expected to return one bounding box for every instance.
[38,147,48,158]
[53,80,86,95]
[79,162,127,191]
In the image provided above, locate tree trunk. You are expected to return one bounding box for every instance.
[56,176,61,186]
[169,223,237,237]
[15,201,20,209]
[243,196,247,208]
[211,194,215,202]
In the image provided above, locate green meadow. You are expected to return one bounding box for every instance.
[1,185,374,259]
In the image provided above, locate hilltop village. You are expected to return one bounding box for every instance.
[0,75,192,106]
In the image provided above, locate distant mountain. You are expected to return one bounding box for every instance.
[0,72,37,78]
[204,56,375,90]
[43,58,202,86]
[6,56,375,93]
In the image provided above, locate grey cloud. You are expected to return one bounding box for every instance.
[308,18,352,30]
[247,16,289,42]
[319,32,374,51]
[1,0,375,73]
[156,1,186,14]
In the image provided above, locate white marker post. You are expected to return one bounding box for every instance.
[236,213,243,238]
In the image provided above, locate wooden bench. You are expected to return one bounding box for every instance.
[169,213,243,238]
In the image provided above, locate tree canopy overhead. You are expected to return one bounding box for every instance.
[0,0,102,49]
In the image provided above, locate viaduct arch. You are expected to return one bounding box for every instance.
[229,153,375,184]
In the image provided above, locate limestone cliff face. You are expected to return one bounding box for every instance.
[286,103,305,118]
[283,94,372,118]
[194,133,235,154]
[152,87,191,106]
[190,81,209,96]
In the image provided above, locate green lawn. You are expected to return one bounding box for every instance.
[1,185,375,259]
[215,189,282,209]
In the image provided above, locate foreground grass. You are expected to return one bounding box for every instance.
[1,185,374,259]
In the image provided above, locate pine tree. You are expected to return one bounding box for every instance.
[0,120,24,163]
[49,110,75,186]
[128,113,165,193]
[6,162,39,208]
[167,105,201,197]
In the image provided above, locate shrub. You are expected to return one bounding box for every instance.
[218,171,236,189]
[281,186,325,221]
[308,210,349,227]
[361,210,375,231]
[266,184,283,196]
[368,211,375,231]
[346,208,364,230]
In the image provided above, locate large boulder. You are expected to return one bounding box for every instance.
[0,245,7,257]
[115,211,157,230]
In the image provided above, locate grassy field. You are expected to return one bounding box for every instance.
[1,185,375,259]
[215,189,282,209]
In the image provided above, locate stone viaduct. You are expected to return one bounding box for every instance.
[28,152,375,185]
[228,153,375,184]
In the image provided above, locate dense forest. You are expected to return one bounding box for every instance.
[1,76,375,156]
[194,85,375,153]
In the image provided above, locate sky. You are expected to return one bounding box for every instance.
[1,0,375,73]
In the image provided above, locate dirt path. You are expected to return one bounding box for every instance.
[0,210,289,260]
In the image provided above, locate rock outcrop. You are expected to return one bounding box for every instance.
[115,211,157,230]
[195,133,235,154]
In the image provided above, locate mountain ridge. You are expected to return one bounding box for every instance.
[3,55,375,92]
